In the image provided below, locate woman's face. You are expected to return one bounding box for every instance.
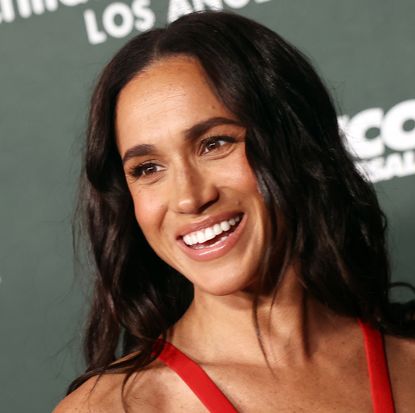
[116,55,268,295]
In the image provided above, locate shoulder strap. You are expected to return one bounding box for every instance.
[358,320,395,413]
[157,341,238,413]
[157,323,396,413]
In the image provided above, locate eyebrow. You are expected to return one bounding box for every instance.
[121,116,242,165]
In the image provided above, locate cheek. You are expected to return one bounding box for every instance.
[130,188,165,240]
[225,150,261,195]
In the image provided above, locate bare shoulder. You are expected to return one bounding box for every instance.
[385,334,415,413]
[52,373,125,413]
[386,333,415,366]
[52,358,205,413]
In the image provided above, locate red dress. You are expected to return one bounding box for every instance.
[156,321,395,413]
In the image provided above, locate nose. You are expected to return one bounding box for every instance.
[171,162,219,215]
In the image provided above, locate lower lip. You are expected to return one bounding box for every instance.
[177,214,247,262]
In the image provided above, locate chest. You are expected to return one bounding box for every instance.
[126,331,415,413]
[134,354,374,413]
[199,361,374,413]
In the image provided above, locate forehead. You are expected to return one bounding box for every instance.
[115,55,237,153]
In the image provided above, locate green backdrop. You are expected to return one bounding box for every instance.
[1,1,414,411]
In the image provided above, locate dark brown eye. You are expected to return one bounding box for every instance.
[129,162,162,179]
[200,136,235,154]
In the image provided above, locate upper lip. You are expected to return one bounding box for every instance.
[175,211,244,239]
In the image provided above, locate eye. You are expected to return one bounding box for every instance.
[128,162,164,180]
[200,135,235,155]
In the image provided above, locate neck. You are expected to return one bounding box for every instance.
[169,265,340,366]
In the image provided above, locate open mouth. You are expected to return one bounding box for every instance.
[181,213,244,250]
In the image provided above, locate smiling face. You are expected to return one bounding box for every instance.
[116,55,268,296]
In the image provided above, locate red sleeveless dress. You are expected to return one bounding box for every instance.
[156,321,395,413]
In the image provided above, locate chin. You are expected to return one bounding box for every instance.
[192,270,256,297]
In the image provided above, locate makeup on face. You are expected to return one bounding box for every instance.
[116,55,268,295]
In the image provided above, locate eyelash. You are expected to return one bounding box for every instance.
[128,162,161,179]
[199,135,235,155]
[128,135,236,180]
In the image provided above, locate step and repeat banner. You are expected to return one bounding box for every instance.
[1,1,414,411]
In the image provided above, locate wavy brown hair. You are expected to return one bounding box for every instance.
[69,10,414,394]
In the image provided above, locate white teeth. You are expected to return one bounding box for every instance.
[182,214,243,246]
[220,221,230,231]
[213,224,222,235]
[196,231,205,243]
[205,227,215,241]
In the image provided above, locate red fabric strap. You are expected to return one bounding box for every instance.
[156,322,395,413]
[359,320,395,413]
[157,341,238,413]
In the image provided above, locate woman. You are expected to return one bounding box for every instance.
[54,10,415,413]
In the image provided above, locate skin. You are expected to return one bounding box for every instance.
[54,56,415,413]
[116,56,268,297]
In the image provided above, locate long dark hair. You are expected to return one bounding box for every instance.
[69,10,414,393]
